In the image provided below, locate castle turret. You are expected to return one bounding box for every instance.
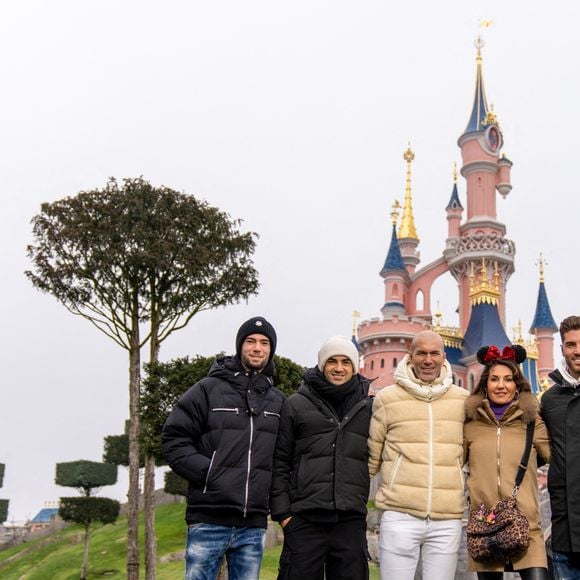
[380,201,409,317]
[446,163,464,239]
[529,255,558,380]
[447,36,515,332]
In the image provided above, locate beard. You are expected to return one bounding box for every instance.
[241,353,267,371]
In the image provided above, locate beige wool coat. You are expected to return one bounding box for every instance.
[464,391,551,572]
[368,357,468,519]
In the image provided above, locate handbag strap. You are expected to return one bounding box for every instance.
[512,420,535,496]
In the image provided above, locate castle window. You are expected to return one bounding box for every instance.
[370,360,374,371]
[380,359,385,369]
[415,289,424,311]
[392,282,399,299]
[392,357,398,368]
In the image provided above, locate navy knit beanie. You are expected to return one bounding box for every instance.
[235,316,277,361]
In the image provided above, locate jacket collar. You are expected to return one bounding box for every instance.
[465,390,538,424]
[393,355,453,401]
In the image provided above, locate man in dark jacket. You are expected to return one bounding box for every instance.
[270,335,372,580]
[162,316,285,580]
[540,315,580,579]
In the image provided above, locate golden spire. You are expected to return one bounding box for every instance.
[453,162,458,183]
[398,143,419,240]
[469,258,500,305]
[390,200,401,226]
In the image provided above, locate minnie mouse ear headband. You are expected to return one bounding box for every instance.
[476,344,527,365]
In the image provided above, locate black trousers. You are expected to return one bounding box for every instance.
[277,514,369,580]
[477,567,550,580]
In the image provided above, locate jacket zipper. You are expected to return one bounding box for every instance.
[427,402,434,516]
[264,411,280,418]
[243,414,255,517]
[212,408,239,414]
[202,450,217,493]
[496,425,501,493]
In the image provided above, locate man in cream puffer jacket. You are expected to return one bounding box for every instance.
[368,330,468,580]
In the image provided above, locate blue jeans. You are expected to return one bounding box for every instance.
[185,523,265,580]
[551,550,580,580]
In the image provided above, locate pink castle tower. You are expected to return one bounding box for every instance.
[357,35,554,392]
[529,255,557,383]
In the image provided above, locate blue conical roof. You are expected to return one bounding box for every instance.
[446,182,463,210]
[381,224,405,274]
[464,55,490,134]
[529,281,557,332]
[462,302,511,357]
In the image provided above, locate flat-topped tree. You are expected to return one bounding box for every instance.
[56,460,120,580]
[0,462,8,524]
[26,177,259,580]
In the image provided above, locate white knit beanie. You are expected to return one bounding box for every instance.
[317,335,360,372]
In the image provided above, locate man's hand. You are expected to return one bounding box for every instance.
[280,516,292,528]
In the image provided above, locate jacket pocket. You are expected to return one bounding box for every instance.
[456,458,465,489]
[211,407,239,414]
[202,451,217,493]
[388,453,403,490]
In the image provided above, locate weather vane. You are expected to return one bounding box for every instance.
[475,19,494,55]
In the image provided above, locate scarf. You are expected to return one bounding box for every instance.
[303,367,362,420]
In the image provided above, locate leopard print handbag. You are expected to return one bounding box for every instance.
[467,496,530,563]
[466,421,534,564]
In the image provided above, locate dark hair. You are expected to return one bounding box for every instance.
[560,316,580,341]
[475,359,531,396]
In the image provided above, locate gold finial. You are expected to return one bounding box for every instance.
[469,257,500,306]
[475,19,493,61]
[352,310,361,337]
[453,162,458,183]
[482,104,499,127]
[434,301,443,330]
[512,320,524,344]
[536,253,546,283]
[390,199,401,226]
[398,143,419,240]
[493,260,500,293]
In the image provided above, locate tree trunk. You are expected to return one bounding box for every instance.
[80,522,90,580]
[144,291,161,580]
[127,318,141,580]
[144,453,157,580]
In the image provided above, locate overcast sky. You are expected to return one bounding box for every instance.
[1,1,578,522]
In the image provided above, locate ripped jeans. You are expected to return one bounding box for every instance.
[185,522,265,580]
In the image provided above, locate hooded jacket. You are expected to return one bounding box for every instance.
[269,369,372,521]
[161,356,285,527]
[541,367,580,552]
[368,356,468,519]
[464,391,551,571]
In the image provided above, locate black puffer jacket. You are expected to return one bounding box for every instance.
[161,356,285,526]
[541,369,580,552]
[270,369,372,521]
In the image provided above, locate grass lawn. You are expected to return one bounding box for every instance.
[0,502,380,579]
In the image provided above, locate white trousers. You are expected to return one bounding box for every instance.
[378,510,462,580]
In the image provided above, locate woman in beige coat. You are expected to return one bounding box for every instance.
[464,345,551,580]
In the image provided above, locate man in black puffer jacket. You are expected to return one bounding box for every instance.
[270,335,372,580]
[162,316,285,580]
